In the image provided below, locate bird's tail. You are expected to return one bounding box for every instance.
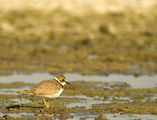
[17,89,33,94]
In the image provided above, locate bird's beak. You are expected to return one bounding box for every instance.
[66,81,70,84]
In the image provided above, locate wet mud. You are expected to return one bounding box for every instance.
[0,0,157,119]
[0,79,156,120]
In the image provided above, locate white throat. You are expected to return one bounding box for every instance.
[54,77,66,86]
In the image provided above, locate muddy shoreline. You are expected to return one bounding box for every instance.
[0,0,157,119]
[0,74,157,119]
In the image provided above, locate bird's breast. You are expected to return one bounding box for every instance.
[43,88,63,98]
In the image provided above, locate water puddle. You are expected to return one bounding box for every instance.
[67,113,157,120]
[64,95,104,109]
[9,98,31,104]
[0,112,34,118]
[1,112,156,120]
[68,112,97,120]
[0,86,31,94]
[104,113,157,120]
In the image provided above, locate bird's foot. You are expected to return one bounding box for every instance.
[46,101,50,108]
[43,98,50,108]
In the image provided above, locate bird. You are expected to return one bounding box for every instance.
[17,75,70,108]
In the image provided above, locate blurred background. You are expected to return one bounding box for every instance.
[0,0,157,76]
[0,1,157,119]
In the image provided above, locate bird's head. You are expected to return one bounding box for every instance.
[55,75,70,86]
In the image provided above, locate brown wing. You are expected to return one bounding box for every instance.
[30,79,61,95]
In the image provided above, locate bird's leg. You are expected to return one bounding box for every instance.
[43,98,50,108]
[46,100,50,108]
[43,97,47,107]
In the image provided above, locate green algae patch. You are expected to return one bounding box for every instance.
[1,115,21,120]
[92,101,157,114]
[95,115,107,120]
[0,94,18,99]
[0,94,20,103]
[7,101,72,114]
[64,81,157,99]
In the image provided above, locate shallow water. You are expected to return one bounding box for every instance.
[9,98,31,104]
[64,95,104,109]
[0,112,32,118]
[67,112,97,120]
[0,86,30,94]
[1,112,156,120]
[67,113,157,120]
[104,113,157,120]
[0,72,157,120]
[0,72,157,88]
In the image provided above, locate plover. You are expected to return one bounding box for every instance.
[17,75,69,108]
